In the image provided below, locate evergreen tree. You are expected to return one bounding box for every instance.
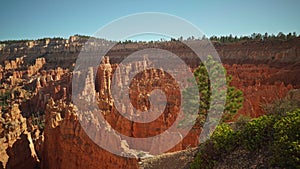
[183,56,244,128]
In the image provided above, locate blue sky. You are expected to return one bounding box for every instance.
[0,0,299,41]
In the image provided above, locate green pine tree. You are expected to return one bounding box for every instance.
[182,55,244,128]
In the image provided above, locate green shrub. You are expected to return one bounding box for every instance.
[235,114,251,130]
[31,114,45,131]
[190,110,300,168]
[0,91,11,112]
[272,110,300,167]
[190,141,218,169]
[240,115,275,150]
[211,123,237,152]
[190,124,237,169]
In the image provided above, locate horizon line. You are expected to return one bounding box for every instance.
[0,31,299,43]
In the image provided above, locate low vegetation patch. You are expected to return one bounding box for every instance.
[190,109,300,169]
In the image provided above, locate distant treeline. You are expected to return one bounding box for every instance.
[115,32,300,44]
[208,32,299,43]
[0,32,299,45]
[0,37,65,45]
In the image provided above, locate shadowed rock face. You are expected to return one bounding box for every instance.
[42,99,138,169]
[0,104,39,169]
[5,133,39,169]
[0,57,70,169]
[0,37,299,169]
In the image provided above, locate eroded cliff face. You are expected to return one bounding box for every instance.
[225,64,293,117]
[94,57,297,149]
[42,99,138,169]
[1,36,300,68]
[0,104,39,169]
[0,57,46,169]
[0,36,112,69]
[96,57,184,153]
[0,56,70,169]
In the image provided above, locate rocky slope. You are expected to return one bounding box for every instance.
[0,56,70,169]
[42,99,138,169]
[0,104,39,169]
[139,148,199,169]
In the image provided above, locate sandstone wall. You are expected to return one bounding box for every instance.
[1,36,300,69]
[42,99,138,169]
[0,104,39,169]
